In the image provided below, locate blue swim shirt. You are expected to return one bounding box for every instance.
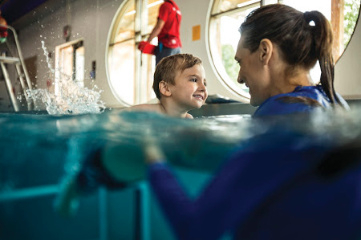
[253,85,349,117]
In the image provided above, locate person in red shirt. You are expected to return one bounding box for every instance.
[139,0,182,65]
[0,11,8,43]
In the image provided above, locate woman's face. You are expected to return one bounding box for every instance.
[235,36,271,106]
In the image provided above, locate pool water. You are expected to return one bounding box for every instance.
[0,109,255,240]
[1,107,361,240]
[0,110,254,184]
[1,107,361,196]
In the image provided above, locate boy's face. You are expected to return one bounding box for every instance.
[169,64,207,110]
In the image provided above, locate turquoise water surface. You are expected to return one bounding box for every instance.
[1,108,361,240]
[0,109,253,240]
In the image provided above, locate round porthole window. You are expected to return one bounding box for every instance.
[208,0,361,99]
[106,0,162,106]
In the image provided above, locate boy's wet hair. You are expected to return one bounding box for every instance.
[153,53,202,99]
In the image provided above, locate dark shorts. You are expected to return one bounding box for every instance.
[76,147,126,194]
[155,46,181,65]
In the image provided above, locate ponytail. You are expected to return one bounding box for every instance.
[241,5,344,108]
[303,11,342,106]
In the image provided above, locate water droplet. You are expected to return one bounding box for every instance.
[25,41,105,115]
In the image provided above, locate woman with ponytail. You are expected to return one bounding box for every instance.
[146,4,361,240]
[235,4,349,116]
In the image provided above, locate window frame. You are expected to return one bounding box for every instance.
[106,0,160,106]
[55,39,85,96]
[207,0,361,101]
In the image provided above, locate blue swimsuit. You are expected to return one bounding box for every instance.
[148,86,358,240]
[253,85,348,117]
[148,131,361,240]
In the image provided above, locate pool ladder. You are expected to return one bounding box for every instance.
[0,24,33,112]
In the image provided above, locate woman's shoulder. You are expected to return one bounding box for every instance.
[254,97,315,117]
[295,85,349,109]
[273,85,333,107]
[253,86,326,117]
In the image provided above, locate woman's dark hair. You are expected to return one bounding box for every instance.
[239,4,342,106]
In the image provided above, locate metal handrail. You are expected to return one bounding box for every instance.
[0,24,33,91]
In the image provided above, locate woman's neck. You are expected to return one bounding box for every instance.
[271,65,313,95]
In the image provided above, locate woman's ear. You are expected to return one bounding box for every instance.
[259,39,273,65]
[159,80,172,97]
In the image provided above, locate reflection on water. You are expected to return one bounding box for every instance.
[1,107,361,239]
[0,110,254,191]
[1,107,361,191]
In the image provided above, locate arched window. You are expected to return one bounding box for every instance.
[209,0,361,100]
[106,0,162,106]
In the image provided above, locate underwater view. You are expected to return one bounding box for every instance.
[0,0,361,238]
[1,105,361,239]
[0,108,253,240]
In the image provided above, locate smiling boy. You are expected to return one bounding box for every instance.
[55,54,207,215]
[129,53,208,118]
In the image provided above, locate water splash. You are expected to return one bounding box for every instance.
[40,40,54,74]
[24,40,105,115]
[26,84,105,115]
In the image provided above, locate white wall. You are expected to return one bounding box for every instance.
[6,0,361,110]
[335,13,361,99]
[15,0,122,108]
[177,0,248,102]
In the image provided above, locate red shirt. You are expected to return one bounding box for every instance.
[157,0,182,48]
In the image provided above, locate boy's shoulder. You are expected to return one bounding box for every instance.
[128,103,164,114]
